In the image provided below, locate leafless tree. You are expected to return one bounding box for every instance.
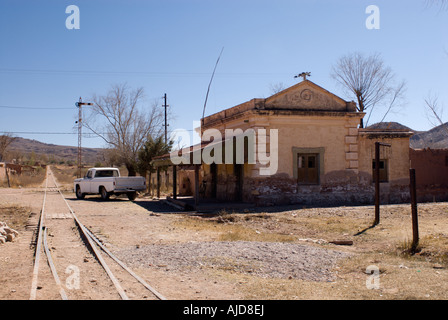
[425,0,448,9]
[0,133,15,162]
[425,94,448,135]
[269,82,287,95]
[331,52,406,128]
[84,84,164,176]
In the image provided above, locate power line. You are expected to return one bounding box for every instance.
[0,105,73,110]
[0,131,77,135]
[0,129,195,135]
[0,68,291,78]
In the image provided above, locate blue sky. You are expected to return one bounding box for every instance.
[0,0,447,148]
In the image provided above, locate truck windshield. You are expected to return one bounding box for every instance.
[95,170,118,178]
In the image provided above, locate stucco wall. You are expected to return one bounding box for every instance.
[197,81,412,207]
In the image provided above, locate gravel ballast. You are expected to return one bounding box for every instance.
[114,241,350,282]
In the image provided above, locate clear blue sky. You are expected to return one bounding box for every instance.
[0,0,447,148]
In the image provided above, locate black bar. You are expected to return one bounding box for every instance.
[410,168,419,251]
[374,142,380,225]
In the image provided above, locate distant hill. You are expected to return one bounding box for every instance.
[5,122,448,165]
[410,122,448,149]
[367,121,448,149]
[7,137,104,165]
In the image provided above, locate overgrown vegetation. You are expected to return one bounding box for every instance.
[0,167,46,188]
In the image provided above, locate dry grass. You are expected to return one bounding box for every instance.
[51,165,79,189]
[0,169,46,188]
[176,211,296,243]
[176,203,448,299]
[0,204,31,231]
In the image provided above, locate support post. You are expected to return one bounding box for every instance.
[374,142,380,225]
[173,165,177,200]
[373,142,391,226]
[194,165,200,208]
[157,167,160,199]
[410,168,419,251]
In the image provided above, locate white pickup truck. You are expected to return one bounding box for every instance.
[74,167,146,201]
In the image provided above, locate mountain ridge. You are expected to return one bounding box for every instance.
[7,137,104,164]
[4,122,448,164]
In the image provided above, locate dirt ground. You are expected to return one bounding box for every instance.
[1,174,448,300]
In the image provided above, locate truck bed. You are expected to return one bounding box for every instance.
[113,176,146,192]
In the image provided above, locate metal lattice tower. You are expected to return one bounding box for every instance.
[76,97,93,178]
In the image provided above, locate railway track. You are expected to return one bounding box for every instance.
[29,166,166,300]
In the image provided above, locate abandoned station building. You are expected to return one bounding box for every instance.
[152,79,413,209]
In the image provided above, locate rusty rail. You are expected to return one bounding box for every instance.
[47,166,166,300]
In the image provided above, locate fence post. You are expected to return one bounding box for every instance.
[374,142,380,225]
[409,168,419,251]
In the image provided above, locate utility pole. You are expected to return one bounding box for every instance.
[76,97,93,178]
[162,93,169,144]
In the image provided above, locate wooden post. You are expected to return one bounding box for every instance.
[374,142,380,225]
[410,168,419,251]
[194,165,200,209]
[173,165,177,200]
[156,167,160,199]
[374,142,391,226]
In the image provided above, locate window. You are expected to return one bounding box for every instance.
[372,159,388,183]
[297,153,319,184]
[95,170,119,178]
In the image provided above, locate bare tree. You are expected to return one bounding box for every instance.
[269,82,287,95]
[0,133,15,162]
[331,52,406,128]
[425,94,448,135]
[84,84,164,176]
[426,0,448,9]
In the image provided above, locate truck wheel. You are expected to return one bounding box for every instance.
[127,192,137,201]
[76,186,85,200]
[100,187,110,200]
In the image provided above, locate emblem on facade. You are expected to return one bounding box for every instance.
[300,89,313,101]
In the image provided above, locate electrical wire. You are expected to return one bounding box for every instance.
[0,105,73,110]
[0,68,290,78]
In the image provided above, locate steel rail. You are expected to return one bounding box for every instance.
[43,227,68,300]
[50,171,166,300]
[29,168,48,300]
[47,170,129,300]
[84,227,167,300]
